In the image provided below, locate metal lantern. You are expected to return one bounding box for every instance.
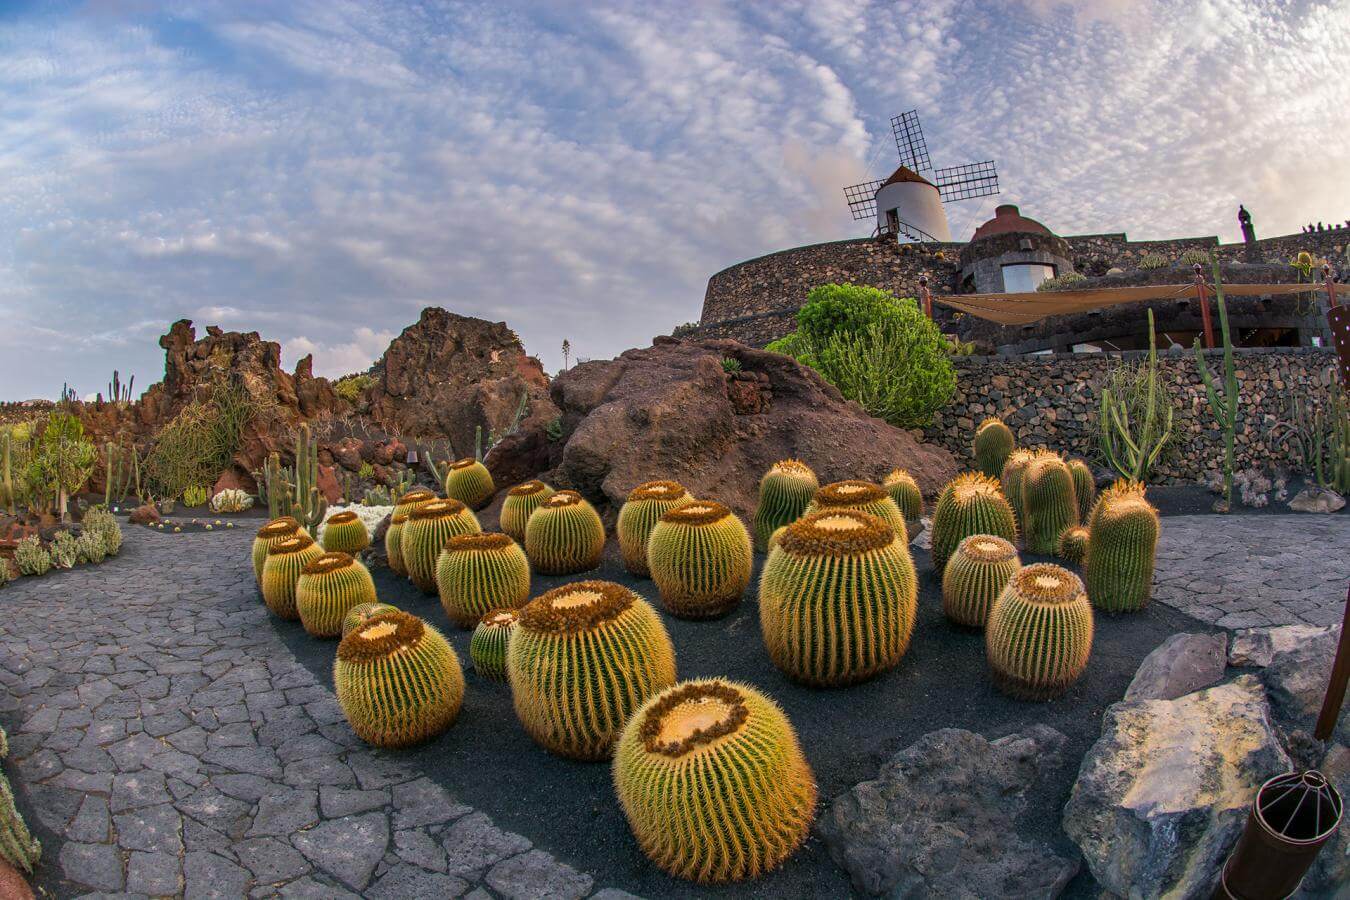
[1215,770,1343,899]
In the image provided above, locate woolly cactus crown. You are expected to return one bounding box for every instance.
[509,480,551,497]
[637,680,749,758]
[396,488,436,506]
[956,534,1017,563]
[479,608,519,629]
[258,516,301,539]
[520,581,635,634]
[883,469,918,489]
[659,500,732,526]
[777,510,894,556]
[337,611,425,662]
[1098,479,1149,509]
[1011,563,1085,606]
[302,551,357,575]
[409,498,468,520]
[444,532,516,553]
[390,512,408,526]
[271,534,316,555]
[628,480,689,502]
[327,511,360,525]
[450,457,479,470]
[950,471,1004,500]
[814,480,887,506]
[976,416,1008,434]
[542,490,585,508]
[768,459,815,477]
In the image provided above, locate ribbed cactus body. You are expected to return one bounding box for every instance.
[1067,458,1096,523]
[986,564,1094,700]
[500,480,555,543]
[646,501,753,619]
[751,460,819,551]
[342,602,400,638]
[930,474,1019,573]
[1084,482,1159,613]
[385,513,409,576]
[759,510,917,687]
[0,770,39,874]
[803,480,907,537]
[973,418,1015,478]
[295,552,378,637]
[402,499,482,593]
[252,517,305,584]
[941,535,1021,628]
[435,532,531,628]
[444,458,495,510]
[1020,453,1079,554]
[613,679,816,884]
[507,581,676,760]
[470,608,518,680]
[261,535,324,620]
[334,611,465,747]
[1057,526,1089,565]
[321,511,370,554]
[883,469,924,536]
[1000,450,1035,534]
[523,490,605,575]
[617,481,691,577]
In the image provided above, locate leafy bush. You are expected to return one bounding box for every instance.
[1138,253,1169,270]
[27,412,96,517]
[671,322,699,338]
[145,377,255,499]
[14,536,50,576]
[334,373,374,404]
[358,461,374,480]
[1036,272,1087,292]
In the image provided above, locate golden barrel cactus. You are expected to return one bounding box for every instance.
[930,473,1019,572]
[261,535,324,620]
[402,499,482,594]
[1084,481,1160,613]
[523,490,606,575]
[295,551,378,638]
[342,601,400,638]
[973,417,1015,479]
[986,563,1094,700]
[1000,449,1036,533]
[1067,458,1096,524]
[751,460,819,552]
[617,481,691,577]
[646,500,753,619]
[1020,452,1079,555]
[320,510,370,555]
[883,468,924,535]
[941,534,1021,628]
[252,516,305,584]
[1057,526,1090,565]
[500,480,555,543]
[435,532,531,628]
[469,608,518,681]
[385,513,410,576]
[803,480,907,536]
[444,458,495,510]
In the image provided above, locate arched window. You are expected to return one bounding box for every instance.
[1002,263,1056,293]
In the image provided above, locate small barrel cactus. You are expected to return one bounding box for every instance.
[295,551,378,638]
[335,611,465,747]
[507,580,676,760]
[986,563,1094,700]
[617,480,691,577]
[1057,526,1090,565]
[444,458,495,510]
[385,512,409,576]
[435,532,531,628]
[751,460,819,552]
[882,468,924,535]
[613,678,816,883]
[261,534,324,620]
[500,480,556,543]
[1000,450,1036,534]
[251,516,305,584]
[803,480,907,536]
[1020,452,1079,554]
[973,417,1015,479]
[469,608,519,680]
[1084,481,1160,613]
[942,534,1021,628]
[523,490,606,575]
[930,473,1019,572]
[646,500,753,619]
[1067,458,1097,525]
[759,509,917,687]
[321,510,370,555]
[341,601,400,638]
[402,499,482,593]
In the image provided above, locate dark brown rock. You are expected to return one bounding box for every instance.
[330,438,364,472]
[129,504,161,526]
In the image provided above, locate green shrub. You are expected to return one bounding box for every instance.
[27,412,96,517]
[83,507,123,556]
[76,530,106,565]
[1138,253,1169,269]
[13,537,49,576]
[1036,272,1087,291]
[333,373,374,404]
[145,377,255,499]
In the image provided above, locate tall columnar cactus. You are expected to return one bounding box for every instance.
[341,601,400,638]
[646,500,753,619]
[759,509,917,686]
[1067,458,1096,524]
[0,433,14,516]
[617,481,691,577]
[334,611,465,748]
[385,513,410,576]
[882,469,924,533]
[295,551,378,638]
[443,458,496,510]
[1020,452,1079,554]
[613,679,816,884]
[1056,526,1090,565]
[102,441,141,507]
[320,510,370,555]
[1194,261,1239,509]
[435,532,531,628]
[986,563,1094,700]
[1101,308,1173,482]
[0,729,40,874]
[751,460,819,552]
[251,516,305,585]
[260,424,328,529]
[507,581,677,760]
[500,480,556,543]
[973,417,1016,479]
[470,608,519,681]
[941,534,1021,628]
[261,534,324,620]
[523,490,606,575]
[402,499,482,594]
[803,480,907,536]
[930,473,1019,572]
[1084,481,1160,613]
[1000,450,1035,533]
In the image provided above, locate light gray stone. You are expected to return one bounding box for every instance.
[127,850,182,895]
[1124,632,1228,701]
[183,850,252,900]
[1229,624,1339,668]
[366,863,469,899]
[485,850,594,900]
[442,812,532,877]
[60,841,124,892]
[291,812,389,891]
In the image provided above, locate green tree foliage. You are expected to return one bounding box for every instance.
[27,412,96,520]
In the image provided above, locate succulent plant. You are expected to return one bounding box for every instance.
[1084,481,1160,613]
[941,534,1021,628]
[48,531,78,569]
[13,536,50,577]
[210,488,253,513]
[321,510,371,555]
[930,473,1018,572]
[1020,452,1079,554]
[507,580,676,760]
[751,460,819,552]
[523,490,606,575]
[402,499,482,593]
[82,508,122,557]
[759,509,917,686]
[973,417,1015,478]
[1067,458,1096,523]
[1057,526,1090,565]
[443,457,495,510]
[646,500,753,619]
[500,480,556,543]
[470,608,519,680]
[76,529,107,565]
[252,516,305,584]
[384,512,409,576]
[341,601,400,638]
[882,468,924,533]
[1000,449,1035,533]
[334,611,465,747]
[617,481,691,576]
[261,534,324,620]
[613,678,816,883]
[295,551,378,638]
[392,487,438,517]
[0,760,39,874]
[986,563,1094,700]
[435,532,531,628]
[803,480,907,536]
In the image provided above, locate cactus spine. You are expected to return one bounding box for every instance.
[435,532,531,628]
[251,516,305,584]
[443,458,496,510]
[1056,526,1090,565]
[342,601,400,638]
[402,499,482,593]
[320,510,370,555]
[617,481,691,577]
[759,510,917,686]
[1000,450,1035,534]
[613,679,816,883]
[261,534,324,620]
[507,581,677,760]
[986,564,1094,700]
[295,551,378,638]
[1084,481,1160,613]
[1194,260,1239,508]
[882,469,924,536]
[500,480,556,543]
[523,490,605,575]
[1067,458,1096,524]
[803,480,907,537]
[470,608,518,680]
[941,535,1021,628]
[751,460,819,552]
[1020,452,1079,554]
[973,417,1015,478]
[646,501,753,619]
[930,473,1019,573]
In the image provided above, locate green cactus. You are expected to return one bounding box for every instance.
[646,500,753,619]
[1100,308,1173,482]
[1067,458,1096,523]
[341,601,400,638]
[941,534,1021,628]
[1084,481,1160,613]
[973,417,1015,478]
[13,536,50,576]
[261,534,324,620]
[500,480,556,544]
[0,734,40,873]
[261,424,328,530]
[320,510,370,555]
[251,516,305,584]
[295,551,378,638]
[102,441,142,507]
[76,530,106,565]
[523,490,606,575]
[803,480,907,536]
[470,608,519,680]
[0,433,14,516]
[435,532,531,628]
[1020,452,1079,554]
[182,484,208,508]
[1000,450,1035,532]
[387,488,438,577]
[617,480,691,577]
[882,469,924,533]
[1056,526,1090,565]
[986,563,1094,700]
[930,473,1019,572]
[444,458,496,510]
[402,499,482,594]
[1193,257,1239,508]
[751,460,819,552]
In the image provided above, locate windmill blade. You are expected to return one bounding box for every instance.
[891,111,932,172]
[936,160,999,203]
[843,179,884,220]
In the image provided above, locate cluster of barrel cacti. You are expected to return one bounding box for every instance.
[803,479,908,536]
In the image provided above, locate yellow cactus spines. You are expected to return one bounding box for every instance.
[973,417,1016,478]
[759,510,918,687]
[1057,526,1090,565]
[613,679,817,884]
[295,551,378,638]
[1084,481,1160,613]
[986,564,1094,700]
[392,488,437,518]
[252,516,304,584]
[444,458,496,510]
[385,513,409,576]
[507,581,677,760]
[751,460,819,551]
[523,490,605,575]
[321,510,371,555]
[435,532,531,628]
[500,480,556,543]
[342,601,400,638]
[930,473,1019,573]
[883,468,924,532]
[469,608,518,681]
[617,480,691,577]
[1020,452,1079,555]
[1067,458,1096,523]
[261,535,324,620]
[941,535,1021,629]
[803,480,907,537]
[1000,449,1036,533]
[334,611,464,748]
[402,499,482,594]
[646,501,753,619]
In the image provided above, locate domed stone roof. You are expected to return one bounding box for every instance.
[971,204,1054,240]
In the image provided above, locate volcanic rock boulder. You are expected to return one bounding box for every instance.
[1250,624,1348,748]
[485,337,957,520]
[1124,632,1228,702]
[1228,624,1339,668]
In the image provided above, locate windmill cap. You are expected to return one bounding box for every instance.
[971,203,1054,240]
[878,165,936,190]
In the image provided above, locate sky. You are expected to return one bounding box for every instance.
[2,0,1348,400]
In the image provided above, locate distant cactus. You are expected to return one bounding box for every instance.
[1000,450,1035,533]
[941,534,1021,628]
[320,510,370,555]
[930,473,1018,572]
[1084,481,1160,613]
[182,484,209,508]
[646,500,753,619]
[210,488,253,513]
[435,532,531,628]
[973,418,1015,478]
[443,458,496,510]
[402,499,482,593]
[986,564,1094,700]
[1020,452,1079,554]
[1067,459,1096,523]
[1138,252,1169,269]
[1056,526,1090,565]
[803,480,907,536]
[500,480,556,543]
[882,469,924,533]
[252,516,305,584]
[617,481,691,577]
[341,601,400,638]
[752,460,819,552]
[523,490,605,575]
[470,608,519,680]
[296,552,378,638]
[261,535,324,620]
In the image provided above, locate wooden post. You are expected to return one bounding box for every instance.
[1324,263,1339,309]
[1193,263,1215,349]
[919,274,932,320]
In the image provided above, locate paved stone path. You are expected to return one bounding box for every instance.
[0,526,625,899]
[1152,515,1348,628]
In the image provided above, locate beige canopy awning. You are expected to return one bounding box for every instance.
[933,282,1330,325]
